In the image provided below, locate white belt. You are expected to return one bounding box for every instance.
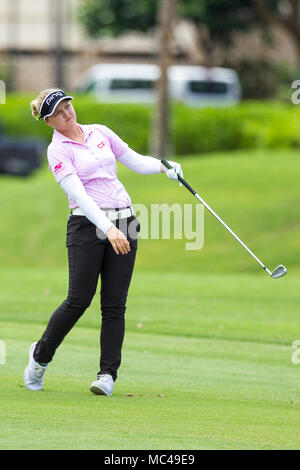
[71,206,134,221]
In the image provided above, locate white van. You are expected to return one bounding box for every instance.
[168,65,241,106]
[75,63,241,106]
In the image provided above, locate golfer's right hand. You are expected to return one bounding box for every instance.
[106,225,131,255]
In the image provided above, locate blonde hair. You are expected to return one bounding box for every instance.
[30,88,59,120]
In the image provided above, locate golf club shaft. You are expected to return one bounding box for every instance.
[161,159,272,276]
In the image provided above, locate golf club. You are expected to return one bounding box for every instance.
[161,159,287,279]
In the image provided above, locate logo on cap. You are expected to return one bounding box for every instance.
[46,91,64,106]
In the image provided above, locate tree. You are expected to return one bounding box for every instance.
[153,0,178,158]
[253,0,300,65]
[78,0,179,158]
[77,0,265,156]
[77,0,269,66]
[77,1,298,153]
[77,0,157,37]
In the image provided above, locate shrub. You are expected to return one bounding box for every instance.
[172,101,300,154]
[0,94,299,156]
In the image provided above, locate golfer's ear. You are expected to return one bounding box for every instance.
[45,117,52,127]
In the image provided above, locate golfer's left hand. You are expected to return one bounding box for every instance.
[162,160,183,186]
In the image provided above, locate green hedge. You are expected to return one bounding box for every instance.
[0,94,299,155]
[174,102,300,154]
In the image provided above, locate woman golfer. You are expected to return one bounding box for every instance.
[24,88,183,396]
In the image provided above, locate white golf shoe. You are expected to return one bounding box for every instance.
[24,342,48,391]
[89,374,114,396]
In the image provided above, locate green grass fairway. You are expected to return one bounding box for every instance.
[0,268,299,450]
[0,148,298,275]
[0,148,299,449]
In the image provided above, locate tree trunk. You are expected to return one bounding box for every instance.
[152,0,178,159]
[254,0,300,68]
[51,0,65,89]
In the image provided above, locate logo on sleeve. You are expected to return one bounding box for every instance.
[54,162,63,174]
[97,142,105,149]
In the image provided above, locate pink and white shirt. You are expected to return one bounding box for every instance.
[47,124,132,209]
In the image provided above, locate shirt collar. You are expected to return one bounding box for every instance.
[52,124,93,143]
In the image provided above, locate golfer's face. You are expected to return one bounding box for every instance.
[46,100,76,129]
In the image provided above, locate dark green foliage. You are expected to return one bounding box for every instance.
[1,94,299,156]
[77,0,280,45]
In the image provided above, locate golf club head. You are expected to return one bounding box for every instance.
[271,264,287,279]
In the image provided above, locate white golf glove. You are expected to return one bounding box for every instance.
[162,160,184,186]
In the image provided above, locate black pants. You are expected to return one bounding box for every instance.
[33,214,139,381]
